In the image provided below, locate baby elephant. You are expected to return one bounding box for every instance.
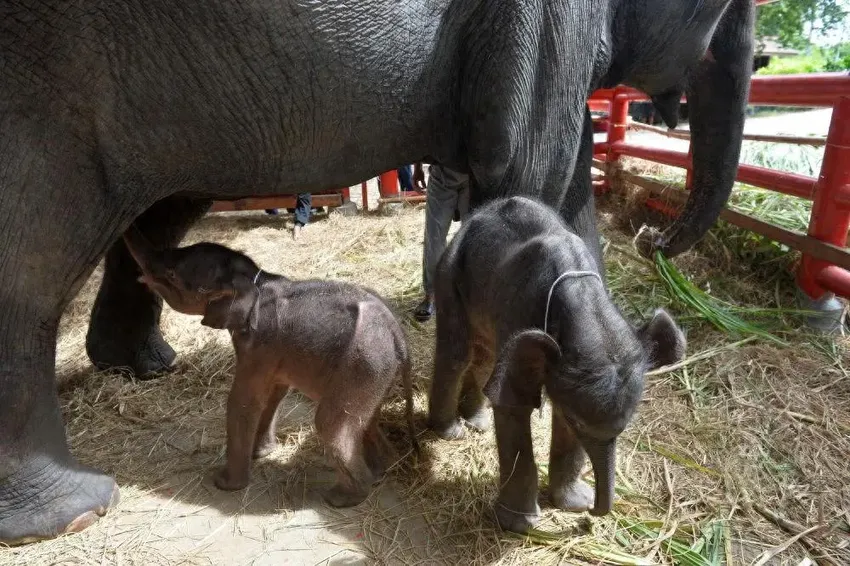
[428,196,685,533]
[123,226,417,508]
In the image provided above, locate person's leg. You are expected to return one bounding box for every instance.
[397,165,414,192]
[415,165,465,321]
[293,193,312,240]
[446,169,471,222]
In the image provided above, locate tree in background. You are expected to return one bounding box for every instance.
[756,0,847,49]
[755,0,849,73]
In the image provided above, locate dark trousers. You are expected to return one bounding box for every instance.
[294,193,312,226]
[397,165,414,192]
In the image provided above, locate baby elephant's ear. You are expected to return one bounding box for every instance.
[201,279,259,331]
[636,309,686,370]
[483,329,562,409]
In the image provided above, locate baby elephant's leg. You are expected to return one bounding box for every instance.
[428,285,472,440]
[363,420,393,480]
[215,364,269,491]
[315,402,374,508]
[549,407,593,512]
[458,343,493,432]
[253,384,289,459]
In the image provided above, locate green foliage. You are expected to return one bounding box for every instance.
[756,44,850,75]
[756,0,848,50]
[619,518,727,566]
[756,51,828,74]
[654,252,787,345]
[823,42,850,70]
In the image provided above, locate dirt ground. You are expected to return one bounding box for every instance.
[2,165,850,565]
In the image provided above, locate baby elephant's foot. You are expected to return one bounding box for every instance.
[253,439,279,459]
[427,417,466,441]
[323,484,369,508]
[492,500,541,534]
[551,480,594,512]
[213,468,249,491]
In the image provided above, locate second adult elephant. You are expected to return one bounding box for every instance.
[0,0,754,545]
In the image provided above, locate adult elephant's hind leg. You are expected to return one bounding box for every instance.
[86,196,210,378]
[0,130,143,544]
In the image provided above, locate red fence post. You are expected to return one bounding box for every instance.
[797,96,850,299]
[599,89,629,192]
[378,170,399,198]
[607,89,630,161]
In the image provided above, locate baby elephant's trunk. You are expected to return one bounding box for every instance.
[401,356,419,456]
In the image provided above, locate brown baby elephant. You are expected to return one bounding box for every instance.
[123,226,417,508]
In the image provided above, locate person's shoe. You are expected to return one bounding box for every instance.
[413,297,435,322]
[293,224,303,240]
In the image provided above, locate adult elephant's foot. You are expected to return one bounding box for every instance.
[427,416,466,440]
[0,459,119,546]
[459,396,492,432]
[86,322,176,378]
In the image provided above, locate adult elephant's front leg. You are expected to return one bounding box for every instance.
[559,108,605,278]
[0,129,149,544]
[86,197,210,377]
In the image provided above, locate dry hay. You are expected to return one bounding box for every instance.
[2,197,850,565]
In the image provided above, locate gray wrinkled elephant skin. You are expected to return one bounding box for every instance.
[0,0,751,544]
[123,226,418,507]
[428,196,686,533]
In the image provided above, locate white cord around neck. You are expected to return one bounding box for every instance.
[543,270,603,334]
[253,269,263,285]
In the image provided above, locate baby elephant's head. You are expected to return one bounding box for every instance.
[123,225,261,330]
[484,308,685,517]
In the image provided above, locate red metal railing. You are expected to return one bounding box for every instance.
[590,72,850,300]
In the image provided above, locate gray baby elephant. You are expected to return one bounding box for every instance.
[123,227,417,508]
[428,196,685,533]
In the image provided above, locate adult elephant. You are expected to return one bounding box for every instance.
[0,0,754,544]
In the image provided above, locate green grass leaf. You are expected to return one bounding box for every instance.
[654,251,787,345]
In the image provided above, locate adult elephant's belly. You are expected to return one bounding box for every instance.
[94,1,454,200]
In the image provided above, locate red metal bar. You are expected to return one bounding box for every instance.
[748,74,850,107]
[798,97,850,299]
[340,186,351,202]
[590,73,850,108]
[645,198,680,217]
[610,143,689,167]
[814,265,850,299]
[738,164,817,200]
[210,193,343,212]
[610,142,817,200]
[378,170,399,198]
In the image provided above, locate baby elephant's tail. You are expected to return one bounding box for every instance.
[400,355,420,456]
